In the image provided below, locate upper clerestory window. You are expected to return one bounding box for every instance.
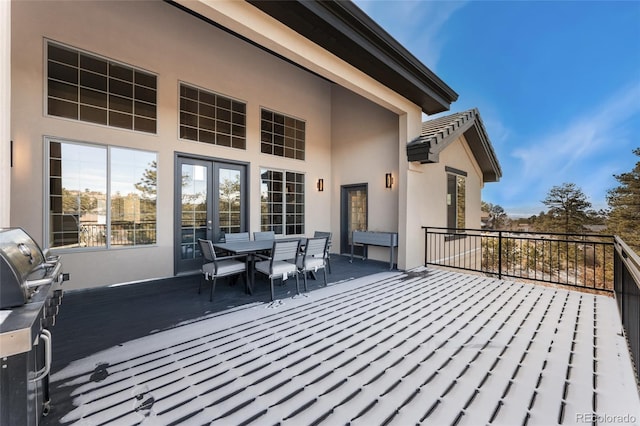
[260,109,305,160]
[46,41,157,134]
[179,83,246,150]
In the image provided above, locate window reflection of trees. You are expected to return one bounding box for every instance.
[180,166,207,260]
[180,168,206,227]
[109,158,157,246]
[219,171,241,235]
[50,141,157,248]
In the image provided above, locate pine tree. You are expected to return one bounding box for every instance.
[541,183,591,234]
[481,201,509,229]
[607,148,640,252]
[134,160,157,198]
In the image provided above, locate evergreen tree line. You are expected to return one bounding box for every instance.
[483,148,640,254]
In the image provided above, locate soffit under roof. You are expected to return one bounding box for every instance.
[407,108,503,183]
[246,0,458,115]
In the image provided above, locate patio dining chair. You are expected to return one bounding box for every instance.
[313,231,332,273]
[254,239,301,301]
[253,231,275,241]
[198,239,248,302]
[224,232,250,242]
[298,236,328,292]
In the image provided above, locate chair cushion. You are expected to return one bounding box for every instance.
[255,260,297,279]
[299,257,324,271]
[202,260,245,277]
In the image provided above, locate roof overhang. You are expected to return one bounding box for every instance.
[407,109,502,183]
[246,0,458,115]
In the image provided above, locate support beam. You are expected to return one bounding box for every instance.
[0,0,10,227]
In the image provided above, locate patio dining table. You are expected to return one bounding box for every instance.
[213,237,306,295]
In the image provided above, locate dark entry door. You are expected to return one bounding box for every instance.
[175,157,247,274]
[341,184,368,256]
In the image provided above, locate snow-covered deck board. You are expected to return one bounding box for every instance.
[51,269,640,425]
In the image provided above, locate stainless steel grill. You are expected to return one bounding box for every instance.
[0,227,65,425]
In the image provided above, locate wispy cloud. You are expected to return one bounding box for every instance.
[353,0,467,70]
[506,82,640,211]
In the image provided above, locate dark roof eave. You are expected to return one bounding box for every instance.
[247,0,458,115]
[465,122,502,183]
[407,109,502,183]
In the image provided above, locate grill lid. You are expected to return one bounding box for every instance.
[0,228,52,308]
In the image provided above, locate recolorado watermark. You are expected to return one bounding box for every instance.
[576,413,637,424]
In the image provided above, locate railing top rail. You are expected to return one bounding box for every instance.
[422,226,614,240]
[614,236,640,289]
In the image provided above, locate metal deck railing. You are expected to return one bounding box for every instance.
[614,236,640,382]
[423,226,640,383]
[423,227,614,292]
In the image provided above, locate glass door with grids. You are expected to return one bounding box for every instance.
[175,157,246,274]
[341,184,368,256]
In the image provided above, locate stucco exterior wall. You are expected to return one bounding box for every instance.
[11,0,335,289]
[9,0,478,288]
[404,135,484,268]
[330,86,400,263]
[440,135,484,230]
[0,0,10,228]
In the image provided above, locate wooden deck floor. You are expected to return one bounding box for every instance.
[43,261,640,425]
[44,255,392,424]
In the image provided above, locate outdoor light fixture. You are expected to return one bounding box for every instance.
[385,173,394,189]
[317,178,324,192]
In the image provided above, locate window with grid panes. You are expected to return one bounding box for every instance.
[47,138,157,249]
[260,109,305,160]
[46,41,157,133]
[179,83,246,149]
[447,172,466,231]
[260,169,305,235]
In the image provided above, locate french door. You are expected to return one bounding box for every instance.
[341,184,368,256]
[175,156,247,274]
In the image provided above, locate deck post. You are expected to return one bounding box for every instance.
[498,231,503,280]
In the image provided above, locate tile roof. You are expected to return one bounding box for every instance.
[407,108,502,182]
[50,269,639,425]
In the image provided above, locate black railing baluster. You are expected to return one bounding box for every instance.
[565,240,569,285]
[498,231,503,280]
[422,226,617,293]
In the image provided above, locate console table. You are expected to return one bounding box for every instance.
[350,231,398,270]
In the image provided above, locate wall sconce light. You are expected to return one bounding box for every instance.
[385,173,394,189]
[317,178,324,192]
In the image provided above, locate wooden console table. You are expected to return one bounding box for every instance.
[350,231,398,270]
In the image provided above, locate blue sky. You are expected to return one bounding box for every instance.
[354,0,640,217]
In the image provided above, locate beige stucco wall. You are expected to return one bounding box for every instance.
[441,135,484,230]
[404,135,484,268]
[176,0,420,119]
[11,0,336,289]
[9,0,476,288]
[0,0,9,227]
[330,86,400,263]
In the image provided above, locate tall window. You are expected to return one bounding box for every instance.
[179,83,246,149]
[218,168,243,235]
[260,109,305,160]
[46,41,157,133]
[48,139,157,249]
[260,169,305,235]
[447,170,466,231]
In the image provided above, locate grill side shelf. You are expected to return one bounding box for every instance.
[0,284,51,357]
